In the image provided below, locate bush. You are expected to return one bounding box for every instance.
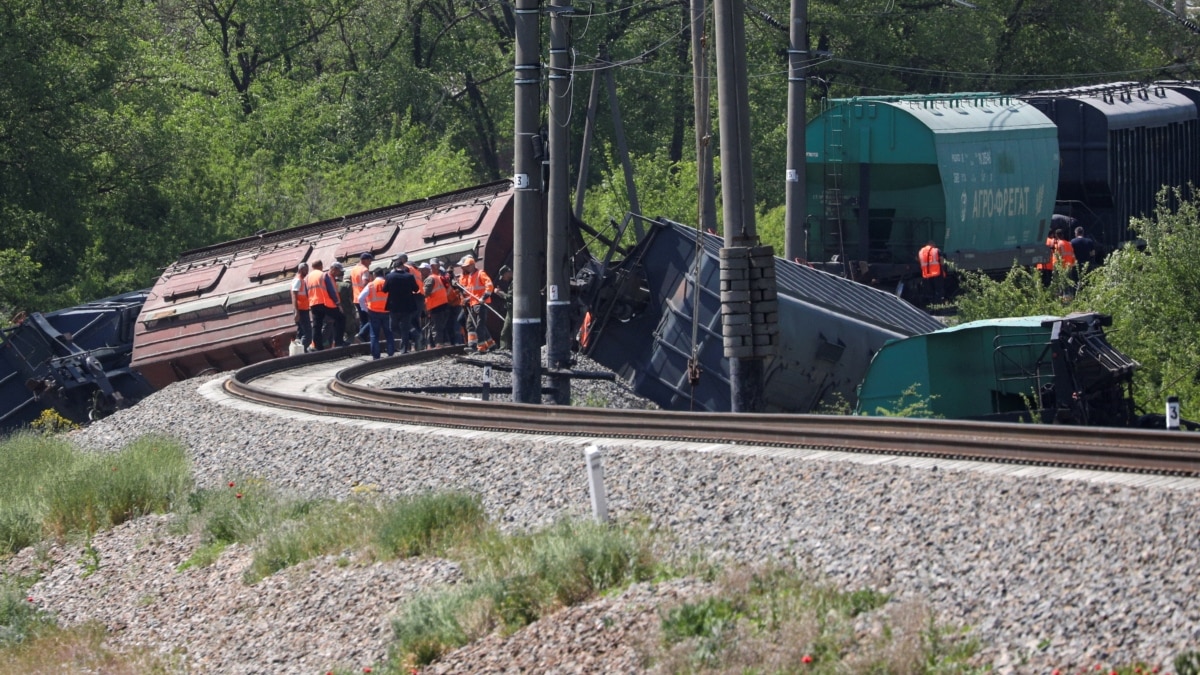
[648,564,980,674]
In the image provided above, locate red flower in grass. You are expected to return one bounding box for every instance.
[236,493,243,499]
[26,596,33,603]
[228,481,235,487]
[801,654,813,665]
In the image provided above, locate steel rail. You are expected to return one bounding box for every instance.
[225,349,1200,476]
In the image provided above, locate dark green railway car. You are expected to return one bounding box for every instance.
[805,94,1060,288]
[856,313,1138,426]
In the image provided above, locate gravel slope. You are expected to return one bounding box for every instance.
[4,354,1199,674]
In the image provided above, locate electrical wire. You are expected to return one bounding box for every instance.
[828,56,1198,82]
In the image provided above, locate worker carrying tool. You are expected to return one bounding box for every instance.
[454,255,499,353]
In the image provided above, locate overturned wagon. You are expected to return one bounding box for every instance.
[0,290,154,429]
[580,218,944,413]
[132,182,517,389]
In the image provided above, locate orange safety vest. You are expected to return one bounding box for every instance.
[305,269,336,308]
[424,274,448,311]
[579,311,594,349]
[1055,239,1076,267]
[403,263,425,295]
[458,269,493,306]
[293,273,310,311]
[918,245,943,279]
[349,263,372,299]
[365,277,389,313]
[444,273,463,307]
[1040,237,1077,270]
[1037,237,1055,270]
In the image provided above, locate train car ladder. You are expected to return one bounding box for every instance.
[823,103,852,280]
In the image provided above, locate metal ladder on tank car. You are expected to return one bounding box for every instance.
[822,102,853,280]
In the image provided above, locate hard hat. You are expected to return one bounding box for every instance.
[458,255,476,266]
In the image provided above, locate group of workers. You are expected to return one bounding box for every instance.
[918,217,1098,303]
[290,251,514,359]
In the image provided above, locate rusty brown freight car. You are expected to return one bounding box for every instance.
[132,181,514,389]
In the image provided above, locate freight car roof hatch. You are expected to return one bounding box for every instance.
[422,205,486,240]
[335,226,398,260]
[249,245,311,281]
[162,265,225,301]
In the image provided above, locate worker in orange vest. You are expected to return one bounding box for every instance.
[358,268,392,359]
[305,260,346,350]
[1052,229,1076,269]
[349,252,374,343]
[457,255,495,353]
[917,240,946,303]
[291,262,313,352]
[423,259,453,348]
[1037,229,1076,287]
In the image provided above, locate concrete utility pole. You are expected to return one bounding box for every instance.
[783,0,808,262]
[691,0,717,233]
[714,0,778,412]
[546,0,572,405]
[512,0,543,404]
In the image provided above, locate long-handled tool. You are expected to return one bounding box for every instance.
[451,278,506,321]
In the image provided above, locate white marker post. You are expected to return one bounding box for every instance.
[482,365,492,402]
[1167,395,1180,431]
[584,445,608,523]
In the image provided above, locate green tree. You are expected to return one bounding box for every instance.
[1087,189,1200,416]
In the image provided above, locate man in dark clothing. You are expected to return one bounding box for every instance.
[495,265,514,350]
[1070,226,1097,269]
[384,260,422,354]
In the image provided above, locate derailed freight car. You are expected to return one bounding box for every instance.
[857,313,1144,426]
[578,218,945,413]
[132,181,517,389]
[0,290,155,429]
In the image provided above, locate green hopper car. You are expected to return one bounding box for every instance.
[805,94,1060,294]
[857,313,1142,426]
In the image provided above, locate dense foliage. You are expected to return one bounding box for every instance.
[1,0,1197,318]
[957,188,1200,416]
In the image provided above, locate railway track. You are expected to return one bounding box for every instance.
[225,345,1200,477]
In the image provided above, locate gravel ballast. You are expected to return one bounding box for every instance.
[6,352,1200,673]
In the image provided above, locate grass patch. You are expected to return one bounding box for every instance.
[0,620,178,675]
[648,563,983,674]
[0,576,52,649]
[177,484,489,584]
[374,492,487,559]
[0,434,191,554]
[389,518,659,668]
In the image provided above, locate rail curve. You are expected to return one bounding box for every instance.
[224,347,1200,476]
